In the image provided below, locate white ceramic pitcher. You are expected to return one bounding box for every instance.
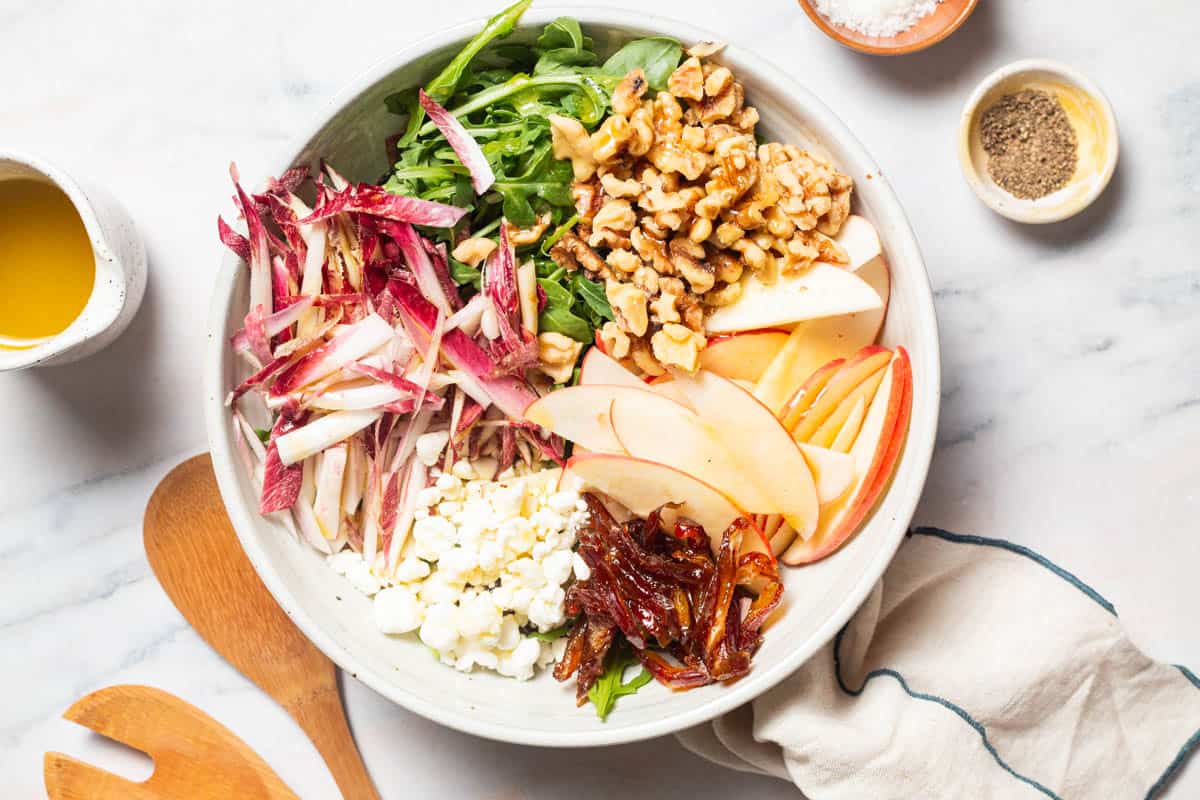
[0,151,147,371]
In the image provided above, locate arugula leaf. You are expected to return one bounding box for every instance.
[392,0,533,146]
[601,36,683,91]
[572,273,613,324]
[254,428,271,444]
[588,646,654,721]
[538,277,593,342]
[536,17,592,52]
[448,256,482,291]
[526,621,574,642]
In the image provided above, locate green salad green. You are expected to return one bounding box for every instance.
[382,0,683,347]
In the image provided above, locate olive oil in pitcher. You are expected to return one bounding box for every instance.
[0,179,95,349]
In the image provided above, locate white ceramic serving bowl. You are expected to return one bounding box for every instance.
[0,151,146,371]
[204,7,940,747]
[958,59,1119,224]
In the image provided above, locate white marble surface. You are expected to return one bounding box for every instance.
[2,0,1198,797]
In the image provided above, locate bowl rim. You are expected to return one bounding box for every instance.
[957,58,1120,224]
[797,0,979,56]
[204,5,941,747]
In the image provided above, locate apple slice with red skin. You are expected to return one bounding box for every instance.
[784,346,892,438]
[699,329,790,383]
[608,390,777,514]
[562,452,771,560]
[783,347,913,565]
[669,370,820,540]
[806,367,887,449]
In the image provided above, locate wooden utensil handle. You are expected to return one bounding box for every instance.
[290,686,381,800]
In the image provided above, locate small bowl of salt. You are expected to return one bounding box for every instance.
[958,60,1120,224]
[798,0,978,55]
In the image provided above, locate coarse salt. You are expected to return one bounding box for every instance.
[813,0,942,38]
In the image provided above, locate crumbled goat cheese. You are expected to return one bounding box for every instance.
[326,465,589,680]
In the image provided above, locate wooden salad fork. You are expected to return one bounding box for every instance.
[44,684,298,799]
[143,454,380,800]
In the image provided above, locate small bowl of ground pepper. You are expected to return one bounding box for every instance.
[959,60,1119,224]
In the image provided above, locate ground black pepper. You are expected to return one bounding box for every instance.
[980,89,1078,200]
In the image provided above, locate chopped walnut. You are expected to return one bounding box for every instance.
[651,323,706,373]
[630,336,667,377]
[668,57,705,101]
[549,231,607,275]
[542,46,855,378]
[612,69,648,117]
[650,290,682,325]
[451,237,496,267]
[704,281,742,308]
[605,280,649,337]
[549,114,596,181]
[537,332,584,385]
[599,321,631,359]
[605,248,641,275]
[686,41,726,58]
[591,115,632,163]
[600,172,642,198]
[508,214,551,245]
[669,237,715,294]
[588,199,636,248]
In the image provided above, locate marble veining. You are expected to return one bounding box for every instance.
[2,1,1198,797]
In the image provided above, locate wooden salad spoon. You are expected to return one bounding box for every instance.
[144,454,380,800]
[44,684,298,799]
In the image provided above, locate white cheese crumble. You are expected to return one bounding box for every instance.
[326,463,589,681]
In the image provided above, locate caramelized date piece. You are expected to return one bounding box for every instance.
[555,494,785,702]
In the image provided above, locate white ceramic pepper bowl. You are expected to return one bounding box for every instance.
[959,59,1119,224]
[204,7,941,746]
[0,151,147,371]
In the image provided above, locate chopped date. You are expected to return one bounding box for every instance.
[555,493,783,701]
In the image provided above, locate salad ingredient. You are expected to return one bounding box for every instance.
[586,646,653,721]
[670,370,820,539]
[418,90,496,194]
[981,89,1079,200]
[555,495,782,709]
[0,179,94,349]
[331,467,587,679]
[548,51,858,377]
[813,0,943,38]
[797,443,856,504]
[561,453,766,559]
[696,330,790,383]
[782,348,912,564]
[703,262,882,334]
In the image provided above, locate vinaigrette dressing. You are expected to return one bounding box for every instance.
[0,179,95,349]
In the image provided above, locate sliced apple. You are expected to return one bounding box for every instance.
[525,385,678,454]
[806,367,887,449]
[704,262,883,335]
[828,215,883,273]
[797,443,855,504]
[669,370,820,539]
[699,330,790,383]
[645,375,693,407]
[783,347,913,565]
[769,520,796,556]
[608,389,777,514]
[578,348,644,389]
[563,453,770,559]
[783,346,892,437]
[831,394,867,453]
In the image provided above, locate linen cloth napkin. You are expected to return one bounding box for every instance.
[677,527,1200,798]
